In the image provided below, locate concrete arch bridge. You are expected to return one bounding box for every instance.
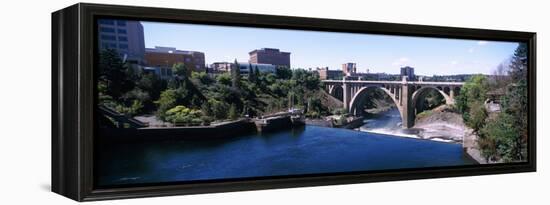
[323,78,464,128]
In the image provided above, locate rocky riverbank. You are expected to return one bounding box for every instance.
[413,105,487,164]
[413,105,466,143]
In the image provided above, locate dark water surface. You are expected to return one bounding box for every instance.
[98,125,475,186]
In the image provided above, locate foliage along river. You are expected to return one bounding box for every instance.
[97,109,476,186]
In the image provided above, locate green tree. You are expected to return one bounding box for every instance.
[503,43,528,139]
[191,71,214,85]
[306,97,324,118]
[172,62,189,78]
[231,59,241,89]
[508,43,527,82]
[216,73,232,86]
[228,103,238,120]
[455,74,489,132]
[466,101,488,132]
[420,89,445,111]
[135,73,167,111]
[98,49,135,100]
[276,66,292,79]
[155,89,178,120]
[247,63,256,82]
[201,99,229,120]
[480,113,521,162]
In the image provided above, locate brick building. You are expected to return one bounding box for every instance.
[248,48,291,68]
[316,67,343,80]
[144,46,205,72]
[342,63,357,76]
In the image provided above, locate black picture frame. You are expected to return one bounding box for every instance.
[52,3,536,201]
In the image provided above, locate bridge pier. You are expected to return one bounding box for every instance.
[343,80,351,110]
[400,83,414,128]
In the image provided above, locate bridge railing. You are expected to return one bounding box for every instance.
[322,79,464,86]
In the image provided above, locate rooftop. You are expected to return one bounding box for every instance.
[249,48,291,55]
[145,46,203,55]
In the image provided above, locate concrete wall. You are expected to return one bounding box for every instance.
[98,119,257,144]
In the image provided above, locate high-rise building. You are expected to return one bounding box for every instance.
[342,63,357,76]
[400,66,415,81]
[144,46,206,72]
[98,19,145,64]
[249,48,291,68]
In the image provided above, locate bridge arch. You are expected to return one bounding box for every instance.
[349,86,404,121]
[328,85,344,101]
[411,86,452,114]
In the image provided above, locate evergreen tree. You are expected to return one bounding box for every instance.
[500,43,529,159]
[248,63,253,81]
[508,43,528,82]
[98,49,135,100]
[231,59,241,89]
[255,66,260,78]
[172,63,189,81]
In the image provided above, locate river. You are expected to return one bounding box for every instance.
[359,108,419,138]
[97,123,476,186]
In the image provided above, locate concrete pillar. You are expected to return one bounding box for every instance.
[401,78,414,128]
[397,87,401,105]
[449,87,455,104]
[343,81,351,110]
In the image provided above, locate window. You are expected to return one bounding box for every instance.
[98,19,115,25]
[117,29,127,34]
[100,35,116,41]
[117,21,127,26]
[118,36,128,41]
[102,43,116,49]
[99,27,115,33]
[119,44,128,49]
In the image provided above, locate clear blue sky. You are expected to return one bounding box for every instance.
[142,21,519,76]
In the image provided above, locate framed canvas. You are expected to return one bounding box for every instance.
[52,3,536,201]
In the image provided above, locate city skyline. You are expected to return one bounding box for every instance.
[142,21,520,76]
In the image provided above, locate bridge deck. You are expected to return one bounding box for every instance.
[322,80,464,86]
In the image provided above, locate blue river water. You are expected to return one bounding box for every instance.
[97,125,476,186]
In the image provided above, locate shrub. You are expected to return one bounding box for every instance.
[165,105,204,126]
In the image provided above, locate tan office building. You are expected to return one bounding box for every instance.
[249,48,291,68]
